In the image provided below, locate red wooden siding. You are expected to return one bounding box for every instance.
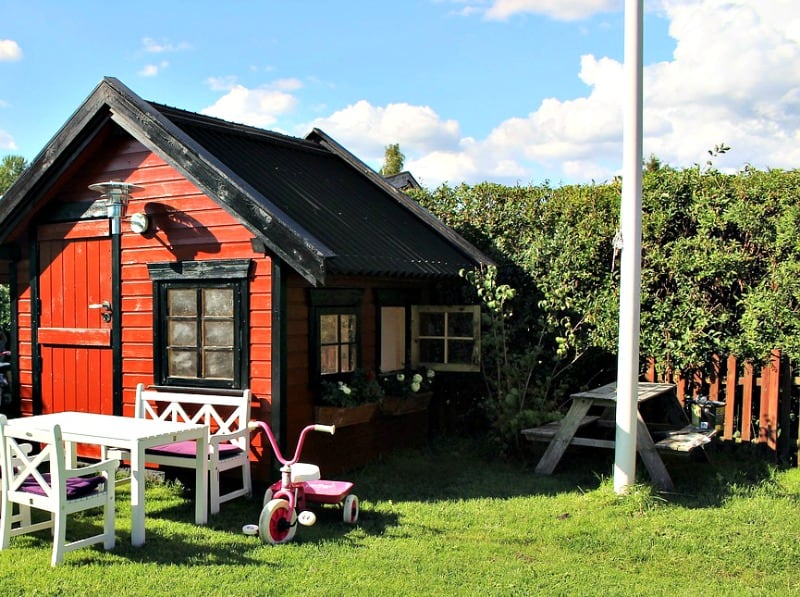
[114,138,273,420]
[13,133,273,426]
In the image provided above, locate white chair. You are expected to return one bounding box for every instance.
[0,440,32,533]
[0,414,119,566]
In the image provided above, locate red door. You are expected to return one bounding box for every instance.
[37,220,114,415]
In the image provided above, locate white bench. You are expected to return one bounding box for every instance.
[134,383,253,515]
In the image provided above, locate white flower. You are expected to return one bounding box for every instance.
[342,385,352,395]
[396,373,405,382]
[410,382,421,393]
[426,369,435,379]
[412,374,423,384]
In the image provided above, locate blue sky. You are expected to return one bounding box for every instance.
[1,0,798,188]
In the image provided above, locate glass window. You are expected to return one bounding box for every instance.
[149,260,250,389]
[319,312,358,375]
[411,305,480,372]
[165,286,235,381]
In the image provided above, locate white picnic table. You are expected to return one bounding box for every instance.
[524,382,713,491]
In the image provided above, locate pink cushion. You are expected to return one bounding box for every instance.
[146,440,243,460]
[21,474,105,499]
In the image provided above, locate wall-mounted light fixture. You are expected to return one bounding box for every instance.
[88,181,143,234]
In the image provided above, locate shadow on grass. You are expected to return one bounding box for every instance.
[91,433,782,566]
[340,433,782,508]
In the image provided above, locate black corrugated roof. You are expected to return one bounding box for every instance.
[0,78,491,285]
[155,103,483,279]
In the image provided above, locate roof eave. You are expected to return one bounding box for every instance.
[101,77,334,285]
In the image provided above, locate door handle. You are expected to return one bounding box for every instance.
[88,301,112,322]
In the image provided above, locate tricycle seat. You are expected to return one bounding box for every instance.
[291,462,321,483]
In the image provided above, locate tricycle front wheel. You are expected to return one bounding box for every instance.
[259,499,297,544]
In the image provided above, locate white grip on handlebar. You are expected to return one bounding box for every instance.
[314,424,336,435]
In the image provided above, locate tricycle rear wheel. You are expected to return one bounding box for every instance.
[343,494,359,524]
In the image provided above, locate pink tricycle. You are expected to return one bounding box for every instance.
[247,421,359,544]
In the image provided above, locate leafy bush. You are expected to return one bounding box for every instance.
[413,160,800,452]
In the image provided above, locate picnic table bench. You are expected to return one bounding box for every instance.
[522,382,717,491]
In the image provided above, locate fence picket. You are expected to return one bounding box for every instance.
[646,350,797,463]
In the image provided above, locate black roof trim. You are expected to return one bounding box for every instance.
[101,78,332,284]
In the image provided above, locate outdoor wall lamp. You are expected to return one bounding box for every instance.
[88,180,143,234]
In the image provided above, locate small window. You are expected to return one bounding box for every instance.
[411,305,480,372]
[320,312,358,375]
[309,289,364,381]
[149,260,250,388]
[166,286,235,380]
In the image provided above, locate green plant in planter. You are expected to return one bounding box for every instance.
[380,367,435,397]
[319,368,384,407]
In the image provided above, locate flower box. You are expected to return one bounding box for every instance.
[315,402,378,427]
[380,392,432,416]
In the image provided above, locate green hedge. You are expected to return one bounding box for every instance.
[412,164,800,449]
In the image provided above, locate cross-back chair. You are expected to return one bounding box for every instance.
[0,414,119,566]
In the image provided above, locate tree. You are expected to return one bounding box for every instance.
[0,155,26,195]
[0,155,26,333]
[379,144,404,177]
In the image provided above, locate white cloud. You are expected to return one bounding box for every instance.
[0,129,16,150]
[139,61,169,77]
[142,37,191,53]
[306,101,461,162]
[195,1,800,187]
[201,82,300,128]
[486,0,621,21]
[0,39,22,61]
[373,0,800,186]
[444,0,621,21]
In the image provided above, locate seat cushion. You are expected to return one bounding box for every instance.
[21,474,105,499]
[146,440,243,460]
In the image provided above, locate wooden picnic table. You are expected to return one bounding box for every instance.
[524,382,713,492]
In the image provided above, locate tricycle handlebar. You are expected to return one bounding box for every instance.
[249,420,335,465]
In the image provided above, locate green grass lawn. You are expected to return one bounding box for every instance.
[1,437,799,596]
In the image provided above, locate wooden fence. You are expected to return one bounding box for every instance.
[644,350,797,464]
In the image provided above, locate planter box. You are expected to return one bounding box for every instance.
[315,402,378,427]
[381,392,432,416]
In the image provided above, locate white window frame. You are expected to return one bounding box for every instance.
[410,305,480,372]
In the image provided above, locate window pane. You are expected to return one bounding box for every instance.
[203,288,233,317]
[168,289,197,316]
[204,350,234,379]
[321,345,339,374]
[419,339,444,363]
[204,320,233,346]
[340,344,356,373]
[169,349,197,377]
[341,314,357,343]
[419,312,444,336]
[169,320,197,347]
[320,314,338,344]
[448,340,475,364]
[448,312,474,338]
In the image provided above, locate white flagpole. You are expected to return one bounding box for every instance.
[614,0,644,494]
